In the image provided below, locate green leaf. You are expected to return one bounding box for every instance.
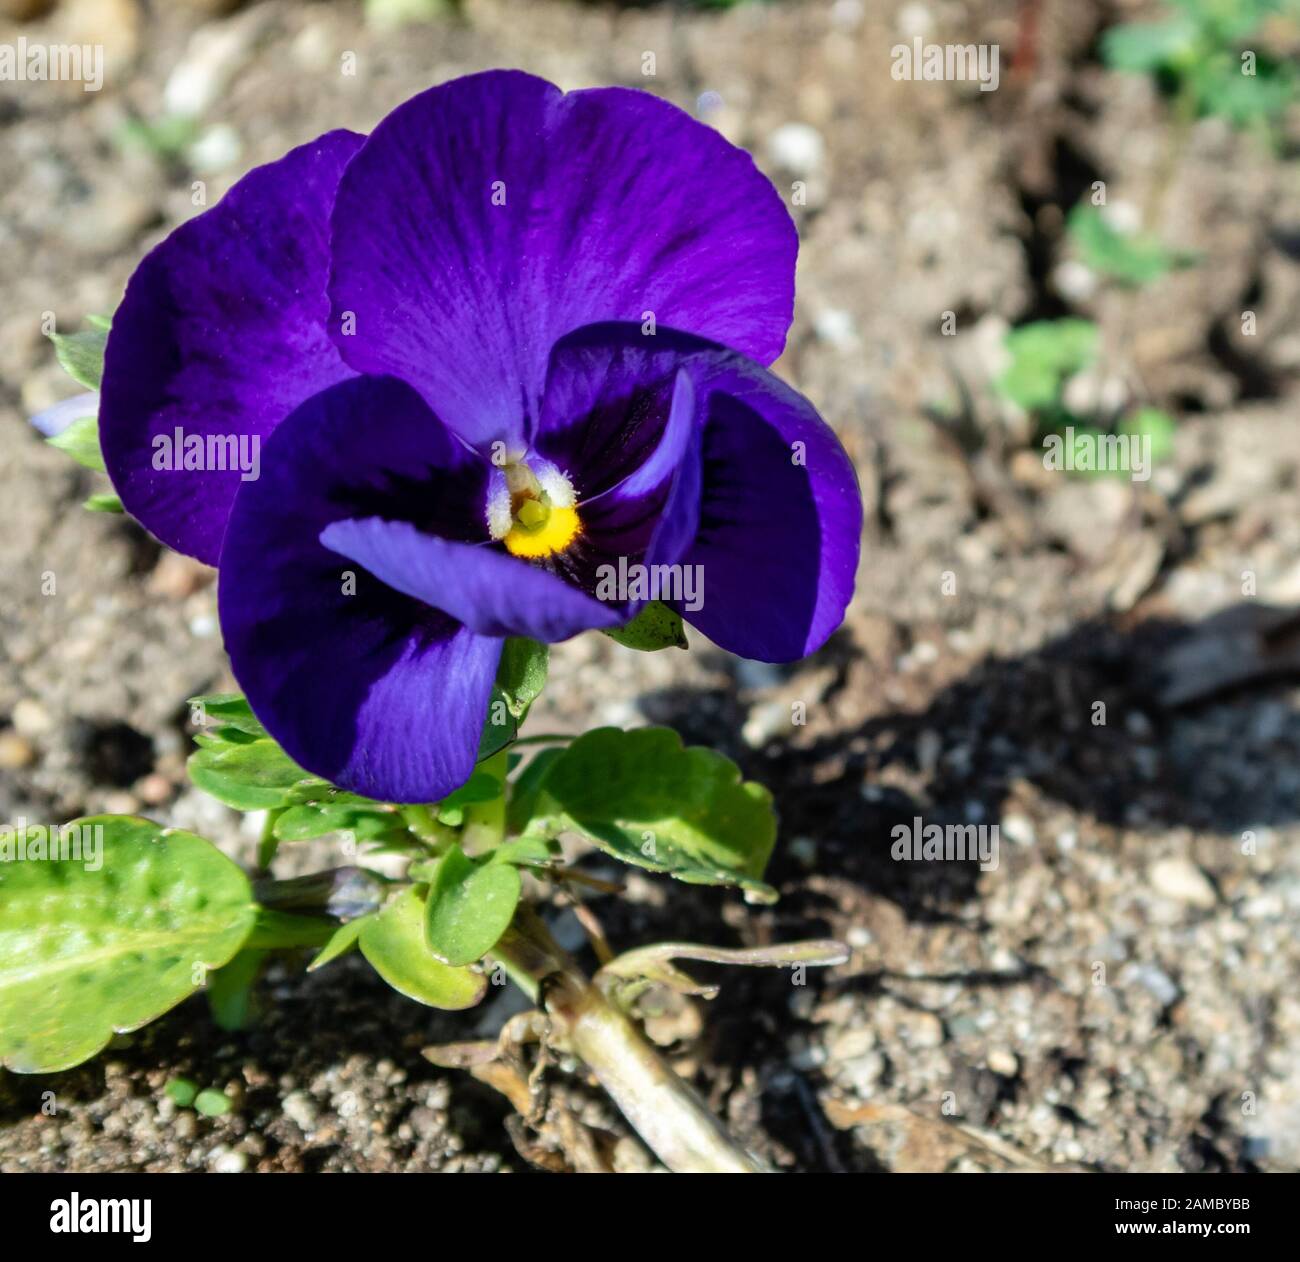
[49,327,109,391]
[477,686,518,760]
[165,1077,199,1108]
[495,637,549,718]
[45,412,105,471]
[490,835,560,868]
[506,746,567,836]
[194,1088,232,1117]
[602,600,688,651]
[0,816,256,1073]
[358,889,486,1009]
[1067,206,1199,287]
[83,493,124,514]
[424,844,522,967]
[273,799,399,842]
[187,736,324,811]
[436,769,505,816]
[308,917,370,971]
[526,727,778,900]
[187,694,267,738]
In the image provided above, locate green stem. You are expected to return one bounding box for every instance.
[491,905,769,1173]
[257,808,282,871]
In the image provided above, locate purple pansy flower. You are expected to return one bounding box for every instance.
[99,71,861,803]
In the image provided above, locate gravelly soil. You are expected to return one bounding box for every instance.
[2,0,1299,1173]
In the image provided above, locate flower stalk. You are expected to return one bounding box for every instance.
[491,904,769,1173]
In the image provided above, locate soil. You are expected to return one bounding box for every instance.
[2,0,1299,1173]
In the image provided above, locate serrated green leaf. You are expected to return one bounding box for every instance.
[495,637,549,718]
[0,815,256,1073]
[358,889,486,1009]
[50,327,109,391]
[602,600,688,651]
[527,727,778,899]
[424,844,522,967]
[187,694,267,738]
[83,492,124,514]
[46,413,105,471]
[188,736,325,811]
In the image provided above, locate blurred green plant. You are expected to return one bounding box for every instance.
[1102,0,1298,137]
[1066,205,1200,287]
[993,318,1176,476]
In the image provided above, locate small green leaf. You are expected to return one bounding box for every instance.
[46,413,105,471]
[49,327,109,391]
[83,493,124,514]
[194,1088,232,1117]
[187,737,324,811]
[0,816,257,1073]
[165,1077,199,1108]
[187,694,267,738]
[602,600,688,651]
[525,727,778,899]
[424,844,522,967]
[358,889,486,1009]
[495,637,549,718]
[308,917,370,971]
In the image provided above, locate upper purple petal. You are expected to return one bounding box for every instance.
[327,70,797,452]
[100,129,364,565]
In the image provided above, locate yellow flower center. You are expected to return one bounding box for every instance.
[499,460,581,559]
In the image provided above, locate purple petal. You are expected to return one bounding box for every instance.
[100,130,365,565]
[321,518,623,641]
[538,322,861,660]
[327,70,796,452]
[30,391,98,438]
[218,374,500,802]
